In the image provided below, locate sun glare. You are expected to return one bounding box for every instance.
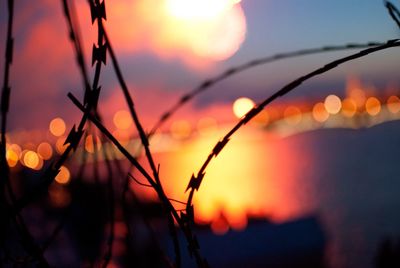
[166,0,241,20]
[233,97,255,119]
[164,0,246,61]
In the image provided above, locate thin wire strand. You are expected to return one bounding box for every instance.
[185,39,400,218]
[149,41,383,136]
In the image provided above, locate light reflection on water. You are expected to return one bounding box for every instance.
[133,120,400,268]
[135,127,313,225]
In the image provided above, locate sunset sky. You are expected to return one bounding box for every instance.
[0,0,399,132]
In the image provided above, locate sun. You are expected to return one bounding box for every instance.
[233,97,255,119]
[164,0,246,61]
[166,0,241,20]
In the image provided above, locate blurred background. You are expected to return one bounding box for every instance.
[1,0,400,267]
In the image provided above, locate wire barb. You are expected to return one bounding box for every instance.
[92,43,107,66]
[384,1,400,29]
[90,0,106,24]
[63,125,84,150]
[185,39,400,226]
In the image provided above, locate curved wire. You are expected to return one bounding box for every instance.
[149,41,383,136]
[184,39,400,219]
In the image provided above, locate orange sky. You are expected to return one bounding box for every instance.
[1,0,399,133]
[2,0,249,132]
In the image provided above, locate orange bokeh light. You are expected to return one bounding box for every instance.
[55,137,68,155]
[253,110,270,126]
[112,129,131,145]
[113,110,132,130]
[197,117,218,136]
[365,97,381,116]
[284,106,302,125]
[55,166,71,185]
[6,144,21,168]
[346,77,366,109]
[312,102,329,123]
[23,151,41,170]
[170,120,192,139]
[85,135,102,153]
[37,142,53,160]
[48,184,71,208]
[211,215,230,235]
[233,97,255,119]
[341,98,357,118]
[8,143,22,156]
[49,118,66,137]
[387,95,400,113]
[349,88,366,109]
[6,149,19,168]
[324,95,342,114]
